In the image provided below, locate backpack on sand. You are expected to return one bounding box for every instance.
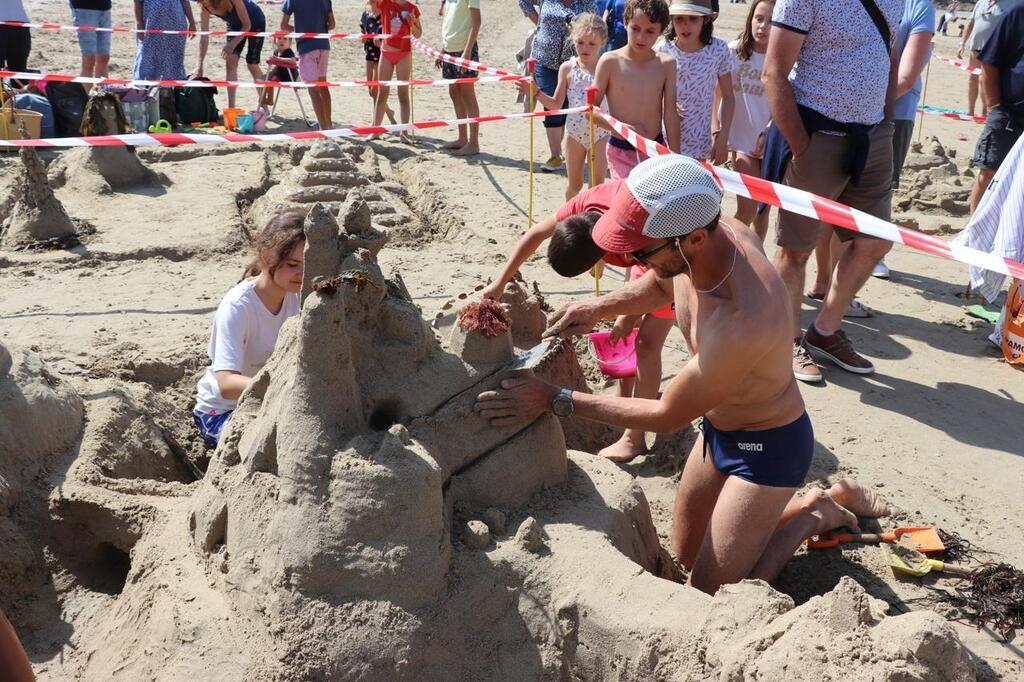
[174,77,219,126]
[45,81,89,137]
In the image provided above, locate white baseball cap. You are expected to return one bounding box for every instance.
[592,155,724,254]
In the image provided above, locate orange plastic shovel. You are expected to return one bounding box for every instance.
[807,526,945,554]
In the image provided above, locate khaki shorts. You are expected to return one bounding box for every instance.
[775,122,894,253]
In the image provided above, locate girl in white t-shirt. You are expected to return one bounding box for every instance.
[656,2,736,163]
[721,0,773,241]
[192,209,306,447]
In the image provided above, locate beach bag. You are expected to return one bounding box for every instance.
[1001,279,1024,370]
[158,88,177,128]
[81,91,128,136]
[45,81,89,137]
[174,78,219,125]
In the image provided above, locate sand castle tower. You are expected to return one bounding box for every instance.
[0,147,77,249]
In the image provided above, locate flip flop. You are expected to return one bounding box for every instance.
[965,304,1001,324]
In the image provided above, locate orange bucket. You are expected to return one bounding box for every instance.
[223,107,246,129]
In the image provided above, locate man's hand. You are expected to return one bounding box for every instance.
[544,300,603,339]
[475,376,558,427]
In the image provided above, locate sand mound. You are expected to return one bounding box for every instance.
[895,136,972,223]
[0,147,78,249]
[48,147,170,195]
[0,341,83,607]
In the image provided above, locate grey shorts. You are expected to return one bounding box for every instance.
[775,122,895,253]
[972,106,1024,172]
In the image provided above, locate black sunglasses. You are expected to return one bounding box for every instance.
[631,238,677,265]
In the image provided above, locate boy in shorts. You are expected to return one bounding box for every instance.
[592,0,679,178]
[281,0,335,131]
[437,0,482,155]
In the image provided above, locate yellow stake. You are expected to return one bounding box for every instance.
[527,60,536,228]
[409,51,416,143]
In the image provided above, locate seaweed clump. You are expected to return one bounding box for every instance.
[457,300,511,339]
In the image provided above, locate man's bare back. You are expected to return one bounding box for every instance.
[596,47,677,145]
[671,217,803,431]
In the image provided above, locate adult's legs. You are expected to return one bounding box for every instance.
[773,245,814,339]
[225,53,240,108]
[970,168,996,213]
[732,153,761,228]
[599,313,674,463]
[81,54,97,78]
[95,53,110,78]
[671,432,729,565]
[565,137,587,199]
[246,62,266,110]
[808,226,834,298]
[443,82,468,149]
[815,237,891,334]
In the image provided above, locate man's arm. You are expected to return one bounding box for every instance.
[980,62,1001,109]
[327,10,335,31]
[662,56,681,153]
[957,17,974,58]
[894,31,933,100]
[544,269,674,338]
[762,26,809,156]
[477,316,767,431]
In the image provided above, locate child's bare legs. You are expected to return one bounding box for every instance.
[565,137,587,200]
[367,60,395,124]
[310,87,332,130]
[599,313,674,463]
[733,153,769,242]
[394,55,412,140]
[372,55,397,130]
[592,136,608,186]
[452,83,479,155]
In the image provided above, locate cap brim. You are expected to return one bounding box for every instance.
[669,5,713,15]
[593,204,655,254]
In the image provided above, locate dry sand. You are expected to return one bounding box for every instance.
[0,0,1022,679]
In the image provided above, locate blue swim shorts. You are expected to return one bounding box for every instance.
[73,8,112,56]
[701,411,814,488]
[193,408,234,448]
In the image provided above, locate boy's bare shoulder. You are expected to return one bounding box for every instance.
[598,51,625,68]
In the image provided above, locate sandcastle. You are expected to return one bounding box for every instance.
[48,147,170,195]
[0,147,78,249]
[249,139,420,237]
[0,184,977,680]
[895,136,972,221]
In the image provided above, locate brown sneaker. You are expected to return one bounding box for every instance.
[792,340,822,383]
[804,326,875,375]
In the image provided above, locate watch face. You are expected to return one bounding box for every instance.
[552,391,573,418]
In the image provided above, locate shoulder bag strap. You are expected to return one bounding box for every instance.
[857,0,892,51]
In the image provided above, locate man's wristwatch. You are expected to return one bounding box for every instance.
[551,388,574,418]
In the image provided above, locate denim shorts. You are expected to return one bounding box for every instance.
[72,8,112,56]
[535,63,567,129]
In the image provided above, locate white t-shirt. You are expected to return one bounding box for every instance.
[0,0,30,22]
[656,37,737,160]
[727,40,771,156]
[194,279,299,414]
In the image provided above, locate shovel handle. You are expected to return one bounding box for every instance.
[807,532,896,549]
[934,561,975,577]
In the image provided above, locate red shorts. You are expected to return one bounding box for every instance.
[630,265,675,320]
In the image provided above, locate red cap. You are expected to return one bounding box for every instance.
[592,182,657,254]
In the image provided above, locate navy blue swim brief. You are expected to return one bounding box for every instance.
[700,411,814,488]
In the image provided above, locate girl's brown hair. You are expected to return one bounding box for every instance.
[664,15,714,46]
[243,208,307,280]
[735,0,773,61]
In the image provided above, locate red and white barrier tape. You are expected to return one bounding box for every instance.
[0,105,586,148]
[917,107,986,124]
[595,110,1024,280]
[935,55,982,76]
[412,38,516,76]
[0,20,387,41]
[0,68,525,91]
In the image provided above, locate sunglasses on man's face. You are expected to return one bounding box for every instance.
[631,238,677,265]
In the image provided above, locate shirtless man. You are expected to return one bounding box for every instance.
[594,0,681,177]
[476,155,888,593]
